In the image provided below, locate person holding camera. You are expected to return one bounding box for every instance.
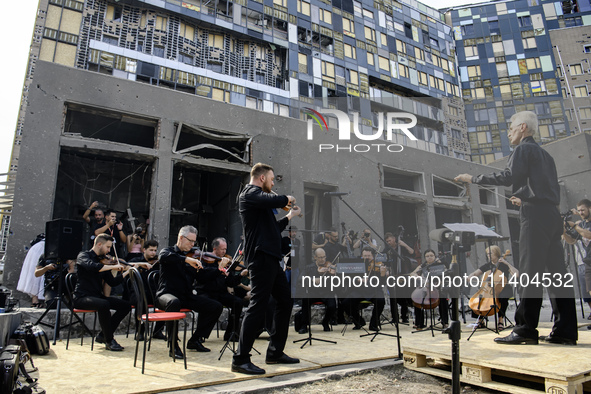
[34,256,76,308]
[353,228,378,256]
[563,199,591,317]
[455,110,577,346]
[126,225,146,261]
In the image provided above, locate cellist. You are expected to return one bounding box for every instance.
[467,245,519,330]
[409,249,449,330]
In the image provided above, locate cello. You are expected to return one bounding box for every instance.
[468,250,511,317]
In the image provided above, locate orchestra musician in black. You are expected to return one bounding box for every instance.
[409,249,449,330]
[157,226,224,359]
[231,163,301,375]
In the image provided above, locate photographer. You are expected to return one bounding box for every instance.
[34,256,76,308]
[126,224,146,261]
[353,228,378,257]
[563,199,591,314]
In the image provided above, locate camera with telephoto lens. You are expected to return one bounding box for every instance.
[134,226,144,235]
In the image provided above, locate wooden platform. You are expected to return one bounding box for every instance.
[28,313,591,393]
[403,322,591,394]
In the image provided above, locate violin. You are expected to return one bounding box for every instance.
[271,191,303,217]
[99,254,131,267]
[468,250,511,317]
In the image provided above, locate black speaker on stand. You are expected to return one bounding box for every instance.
[45,219,84,260]
[36,219,84,343]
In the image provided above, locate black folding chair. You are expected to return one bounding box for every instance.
[128,267,188,374]
[64,273,98,350]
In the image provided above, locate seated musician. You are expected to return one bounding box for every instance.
[467,245,518,329]
[383,232,414,324]
[342,247,386,331]
[157,226,223,359]
[73,234,132,351]
[126,239,165,340]
[409,249,449,330]
[299,248,337,333]
[197,237,246,341]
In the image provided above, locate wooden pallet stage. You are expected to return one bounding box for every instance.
[403,322,591,394]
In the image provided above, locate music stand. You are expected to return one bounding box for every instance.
[293,299,337,349]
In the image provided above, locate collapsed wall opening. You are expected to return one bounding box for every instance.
[170,164,246,255]
[54,150,153,249]
[64,103,158,149]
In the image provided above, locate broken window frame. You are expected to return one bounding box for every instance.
[172,123,252,164]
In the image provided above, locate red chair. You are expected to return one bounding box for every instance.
[128,267,187,374]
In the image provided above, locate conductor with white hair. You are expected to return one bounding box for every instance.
[455,110,577,346]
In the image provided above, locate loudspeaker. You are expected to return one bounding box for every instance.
[45,219,84,260]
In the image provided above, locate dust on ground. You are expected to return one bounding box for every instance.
[268,365,499,394]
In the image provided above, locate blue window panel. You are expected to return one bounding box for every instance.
[536,38,549,52]
[507,60,520,76]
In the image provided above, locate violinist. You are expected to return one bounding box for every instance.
[342,247,386,331]
[157,226,223,359]
[409,249,449,330]
[73,234,131,351]
[127,239,165,340]
[467,246,518,330]
[299,248,337,333]
[232,162,301,375]
[197,237,246,341]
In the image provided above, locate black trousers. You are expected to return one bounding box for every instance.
[156,293,222,341]
[74,296,131,342]
[390,297,410,322]
[201,291,244,336]
[512,203,577,340]
[301,298,337,325]
[342,297,385,327]
[234,252,292,364]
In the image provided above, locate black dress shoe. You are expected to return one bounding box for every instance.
[95,333,105,344]
[368,325,380,332]
[322,321,332,332]
[265,354,300,364]
[169,345,184,359]
[152,330,166,340]
[187,340,211,352]
[135,333,145,342]
[494,332,538,345]
[540,334,577,345]
[232,362,266,375]
[297,327,308,334]
[105,339,124,351]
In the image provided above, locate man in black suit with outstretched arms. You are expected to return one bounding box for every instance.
[455,110,577,346]
[231,163,301,375]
